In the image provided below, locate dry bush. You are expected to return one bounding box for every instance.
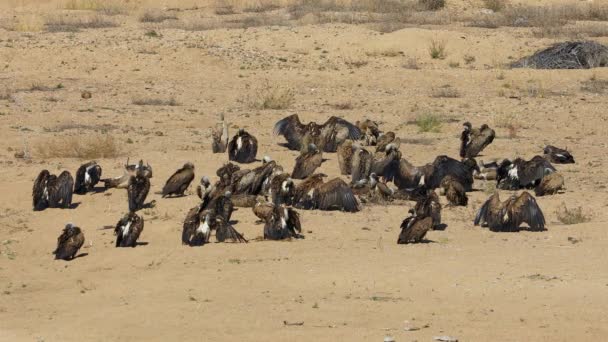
[33,134,122,159]
[252,83,295,110]
[432,85,460,98]
[332,101,353,110]
[581,75,608,94]
[556,205,590,225]
[366,48,402,57]
[215,6,237,15]
[11,14,45,32]
[288,0,414,19]
[494,113,520,138]
[344,57,369,68]
[45,15,118,32]
[463,54,476,64]
[482,0,506,12]
[418,0,445,11]
[416,113,442,133]
[428,39,447,59]
[64,0,131,14]
[132,97,178,106]
[243,0,282,13]
[139,10,177,23]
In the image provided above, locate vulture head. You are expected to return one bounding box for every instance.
[262,155,273,164]
[183,162,195,170]
[463,121,472,131]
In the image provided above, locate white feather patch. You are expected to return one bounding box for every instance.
[122,221,131,238]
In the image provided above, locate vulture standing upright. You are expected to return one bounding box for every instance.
[213,191,234,223]
[32,170,74,211]
[228,128,258,163]
[182,205,213,246]
[115,212,144,247]
[162,162,195,198]
[351,147,373,184]
[53,223,85,260]
[474,191,545,232]
[460,122,495,158]
[273,114,361,152]
[292,144,323,179]
[543,145,575,164]
[440,175,468,206]
[264,204,303,240]
[211,113,229,153]
[127,167,150,212]
[413,189,442,229]
[397,210,433,244]
[74,161,102,194]
[268,172,295,206]
[337,140,355,175]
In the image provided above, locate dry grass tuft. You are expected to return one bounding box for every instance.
[581,75,608,94]
[494,113,520,138]
[139,10,178,23]
[215,6,237,15]
[556,205,590,225]
[418,0,445,11]
[482,0,506,12]
[132,97,179,106]
[428,39,447,59]
[33,134,122,159]
[64,0,131,15]
[45,15,118,32]
[252,83,295,110]
[432,85,460,98]
[243,0,282,13]
[332,101,353,110]
[415,114,442,133]
[11,15,45,32]
[366,48,402,58]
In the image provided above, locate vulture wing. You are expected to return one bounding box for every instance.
[33,170,50,210]
[465,126,495,158]
[507,192,545,231]
[162,167,195,197]
[376,132,395,153]
[337,140,355,175]
[291,151,323,179]
[74,163,89,194]
[315,178,360,212]
[427,156,472,190]
[392,159,421,189]
[398,216,432,244]
[544,145,574,164]
[518,156,555,187]
[273,114,307,150]
[286,207,302,235]
[319,116,362,152]
[215,218,248,243]
[351,148,372,183]
[51,171,74,208]
[182,205,202,245]
[128,176,150,212]
[54,227,84,260]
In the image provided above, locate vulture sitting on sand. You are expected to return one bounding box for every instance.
[474,191,545,232]
[74,161,102,194]
[115,212,144,248]
[375,132,396,153]
[351,173,394,204]
[496,156,556,190]
[273,114,361,152]
[292,144,323,180]
[397,210,433,244]
[162,162,195,198]
[264,204,303,240]
[440,175,468,206]
[351,147,373,184]
[293,174,360,212]
[460,122,495,158]
[127,167,151,212]
[182,206,246,246]
[412,189,442,230]
[253,196,275,223]
[543,145,575,164]
[535,172,565,196]
[356,119,380,146]
[267,172,295,206]
[32,170,74,211]
[53,223,85,261]
[337,140,355,175]
[420,156,478,191]
[102,159,152,189]
[228,128,258,163]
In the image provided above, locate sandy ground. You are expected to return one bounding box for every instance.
[1,1,608,341]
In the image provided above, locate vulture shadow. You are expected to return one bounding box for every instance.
[135,242,149,246]
[229,220,239,225]
[74,252,89,259]
[433,224,448,231]
[142,201,157,209]
[67,203,81,209]
[91,186,107,194]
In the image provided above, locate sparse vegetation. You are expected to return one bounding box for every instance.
[33,134,122,159]
[332,101,353,110]
[139,10,177,23]
[252,83,295,110]
[402,57,419,69]
[11,15,45,32]
[215,6,236,15]
[556,205,590,225]
[581,75,608,94]
[428,39,447,59]
[418,0,445,11]
[344,58,369,68]
[366,48,402,57]
[243,1,282,13]
[463,54,476,64]
[416,114,442,133]
[431,86,461,98]
[482,0,506,12]
[45,15,118,32]
[132,97,179,106]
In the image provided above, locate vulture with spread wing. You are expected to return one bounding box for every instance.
[115,212,144,248]
[264,204,303,240]
[294,175,360,212]
[215,216,248,243]
[497,156,556,190]
[421,155,477,191]
[53,223,85,261]
[162,162,195,198]
[460,122,495,158]
[543,145,575,164]
[474,191,545,232]
[74,161,102,194]
[32,170,74,211]
[228,128,258,163]
[273,114,361,152]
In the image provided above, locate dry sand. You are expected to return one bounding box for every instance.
[1,1,608,341]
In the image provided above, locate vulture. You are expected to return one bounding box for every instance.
[351,147,373,184]
[162,162,195,198]
[543,145,575,164]
[74,161,102,194]
[352,173,394,204]
[215,216,248,243]
[497,156,556,190]
[474,160,499,181]
[211,113,229,153]
[213,191,234,223]
[294,174,360,212]
[115,212,144,248]
[292,144,323,179]
[32,170,73,211]
[413,189,442,230]
[182,205,213,246]
[440,176,468,206]
[268,172,295,206]
[102,159,152,189]
[253,196,275,223]
[390,158,423,190]
[397,211,433,244]
[372,140,401,180]
[356,119,380,146]
[264,204,303,240]
[376,132,396,153]
[217,162,241,185]
[127,168,150,212]
[337,140,355,175]
[230,193,258,208]
[273,114,361,152]
[53,223,85,260]
[535,172,564,196]
[196,176,213,200]
[229,160,279,196]
[228,128,258,163]
[460,122,495,158]
[474,191,545,232]
[420,155,477,191]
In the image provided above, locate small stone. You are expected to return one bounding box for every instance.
[14,151,25,159]
[81,91,92,99]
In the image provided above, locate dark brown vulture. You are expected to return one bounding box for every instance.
[211,113,229,153]
[440,176,468,206]
[213,191,234,223]
[215,217,248,243]
[127,169,150,212]
[228,160,279,196]
[294,175,360,212]
[390,158,423,190]
[74,161,102,194]
[182,206,212,246]
[474,191,545,232]
[53,223,85,260]
[115,212,144,248]
[292,144,323,180]
[397,212,433,244]
[216,162,240,186]
[102,159,152,189]
[273,114,361,152]
[337,140,355,175]
[356,119,380,146]
[543,145,575,164]
[268,172,295,206]
[32,170,73,211]
[228,128,258,163]
[413,189,442,230]
[264,204,303,240]
[372,141,401,180]
[351,147,373,184]
[460,122,495,158]
[535,172,564,196]
[375,132,396,153]
[497,156,556,190]
[253,196,275,223]
[421,155,477,191]
[162,162,195,198]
